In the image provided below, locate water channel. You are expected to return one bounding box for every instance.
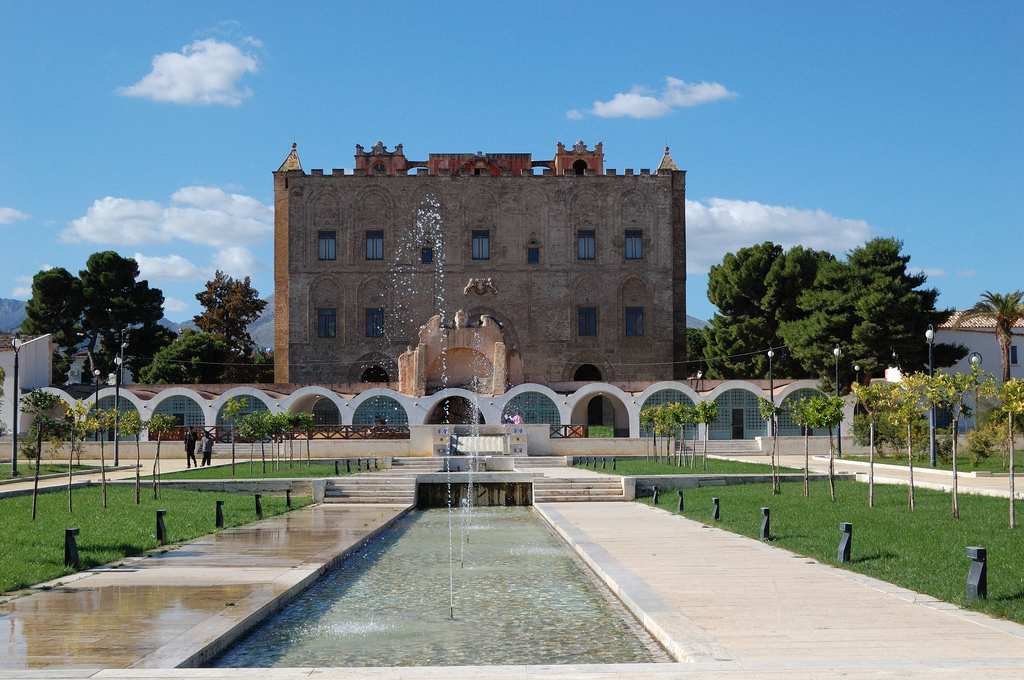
[213,507,667,667]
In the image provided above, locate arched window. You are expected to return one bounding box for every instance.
[216,395,270,428]
[311,398,340,426]
[572,159,588,175]
[361,366,390,383]
[710,389,767,440]
[87,396,140,441]
[353,396,409,426]
[502,392,560,425]
[778,388,829,436]
[153,395,205,429]
[640,389,696,439]
[372,162,387,175]
[573,364,602,382]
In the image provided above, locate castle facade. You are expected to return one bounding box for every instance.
[273,141,687,393]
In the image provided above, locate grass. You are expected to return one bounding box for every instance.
[0,485,311,594]
[846,452,1024,474]
[575,457,801,476]
[0,464,97,482]
[152,460,371,480]
[642,480,1024,624]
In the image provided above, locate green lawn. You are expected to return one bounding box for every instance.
[0,464,97,482]
[845,452,1024,474]
[0,486,311,594]
[576,458,801,476]
[643,480,1024,624]
[153,460,372,480]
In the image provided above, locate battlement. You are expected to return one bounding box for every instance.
[288,166,679,178]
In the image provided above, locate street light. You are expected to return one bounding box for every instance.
[92,368,101,442]
[113,329,128,467]
[10,333,23,477]
[834,344,842,457]
[969,352,983,431]
[926,324,936,467]
[854,364,861,385]
[767,348,775,437]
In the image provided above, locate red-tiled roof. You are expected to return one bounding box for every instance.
[940,310,1024,330]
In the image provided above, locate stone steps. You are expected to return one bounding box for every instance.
[532,477,626,502]
[513,456,567,468]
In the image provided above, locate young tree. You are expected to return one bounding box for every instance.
[119,411,144,504]
[137,330,231,384]
[757,396,783,493]
[693,401,719,470]
[921,366,988,518]
[788,398,815,497]
[147,413,177,499]
[221,397,248,475]
[85,406,113,508]
[238,411,269,473]
[993,379,1024,528]
[61,398,94,513]
[194,270,267,382]
[290,411,316,466]
[887,374,928,510]
[21,252,173,384]
[804,395,845,500]
[20,390,62,519]
[851,382,895,508]
[954,291,1024,383]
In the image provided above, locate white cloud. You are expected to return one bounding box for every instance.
[12,275,32,298]
[134,253,212,282]
[62,187,272,248]
[116,38,258,106]
[582,78,737,119]
[162,297,191,313]
[0,207,29,225]
[909,267,947,278]
[686,198,874,274]
[213,246,267,277]
[957,269,978,277]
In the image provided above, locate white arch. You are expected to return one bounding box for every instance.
[776,379,826,404]
[281,386,346,419]
[632,381,703,437]
[566,382,633,436]
[418,388,501,426]
[704,380,770,402]
[348,388,414,427]
[149,387,217,428]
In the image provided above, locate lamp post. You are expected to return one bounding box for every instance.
[969,352,983,431]
[112,329,128,467]
[834,344,842,458]
[92,368,101,441]
[10,333,23,477]
[854,364,861,386]
[767,348,775,437]
[926,324,936,467]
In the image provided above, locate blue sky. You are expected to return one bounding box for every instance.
[1,1,1021,324]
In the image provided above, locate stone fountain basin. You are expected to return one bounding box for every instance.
[415,472,534,507]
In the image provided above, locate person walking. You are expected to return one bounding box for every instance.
[201,430,215,466]
[184,427,198,468]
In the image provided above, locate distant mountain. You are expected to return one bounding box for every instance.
[249,293,275,349]
[686,315,709,329]
[0,298,27,332]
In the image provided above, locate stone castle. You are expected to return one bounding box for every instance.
[273,141,687,394]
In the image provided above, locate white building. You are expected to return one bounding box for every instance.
[0,334,53,439]
[936,311,1024,381]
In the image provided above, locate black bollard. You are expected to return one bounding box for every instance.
[602,457,606,469]
[677,489,684,512]
[286,489,292,508]
[156,510,168,545]
[712,497,720,521]
[652,486,659,505]
[346,459,351,473]
[64,528,80,569]
[838,522,852,563]
[760,507,770,541]
[255,494,263,519]
[335,460,339,475]
[215,500,224,529]
[358,458,362,471]
[612,457,616,471]
[966,546,987,602]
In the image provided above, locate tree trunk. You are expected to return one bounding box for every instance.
[828,428,836,501]
[99,434,107,508]
[31,428,42,520]
[153,434,161,500]
[951,417,960,519]
[907,422,915,511]
[1010,413,1016,529]
[702,427,709,471]
[231,428,236,476]
[135,435,141,504]
[771,427,779,494]
[67,429,74,513]
[803,428,809,498]
[869,420,875,508]
[261,439,266,474]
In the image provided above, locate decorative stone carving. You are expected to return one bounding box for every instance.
[454,309,468,329]
[372,141,387,155]
[463,277,498,296]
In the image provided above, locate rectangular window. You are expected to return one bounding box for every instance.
[366,230,383,260]
[625,307,644,336]
[472,230,490,260]
[578,307,597,336]
[421,247,433,264]
[577,230,595,260]
[365,308,384,337]
[625,229,642,260]
[317,309,336,338]
[528,247,539,264]
[1012,345,1019,365]
[318,231,336,260]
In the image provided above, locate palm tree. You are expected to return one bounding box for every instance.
[954,291,1024,383]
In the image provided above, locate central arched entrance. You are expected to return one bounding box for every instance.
[427,396,486,424]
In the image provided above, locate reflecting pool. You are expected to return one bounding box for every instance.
[214,507,665,667]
